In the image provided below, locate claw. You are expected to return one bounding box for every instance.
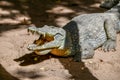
[111,48,116,52]
[102,39,116,52]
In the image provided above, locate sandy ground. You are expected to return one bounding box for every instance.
[0,0,120,80]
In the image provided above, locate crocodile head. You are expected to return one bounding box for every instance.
[27,25,71,56]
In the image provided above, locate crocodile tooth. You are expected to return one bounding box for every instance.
[27,29,30,32]
[31,31,35,35]
[27,29,30,34]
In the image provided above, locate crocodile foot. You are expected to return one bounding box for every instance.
[102,39,116,52]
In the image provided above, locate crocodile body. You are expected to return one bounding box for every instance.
[71,13,119,49]
[28,3,120,61]
[63,12,119,61]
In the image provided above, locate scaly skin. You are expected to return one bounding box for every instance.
[100,0,120,9]
[28,3,120,61]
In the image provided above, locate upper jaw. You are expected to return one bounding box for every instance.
[28,26,38,34]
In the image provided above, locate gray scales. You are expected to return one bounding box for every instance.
[100,0,120,9]
[27,3,120,62]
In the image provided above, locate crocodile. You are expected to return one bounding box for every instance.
[27,3,120,62]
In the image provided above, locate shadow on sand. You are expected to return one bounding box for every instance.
[0,64,19,80]
[14,52,50,66]
[14,53,98,80]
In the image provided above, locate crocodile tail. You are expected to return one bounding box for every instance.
[51,49,71,57]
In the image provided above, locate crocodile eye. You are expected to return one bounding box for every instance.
[54,33,63,40]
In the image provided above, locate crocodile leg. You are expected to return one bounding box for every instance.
[80,42,94,59]
[102,19,117,51]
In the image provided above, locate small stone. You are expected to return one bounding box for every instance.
[81,67,85,70]
[34,57,38,61]
[40,67,46,71]
[64,70,69,74]
[84,62,88,65]
[100,59,103,62]
[88,61,93,64]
